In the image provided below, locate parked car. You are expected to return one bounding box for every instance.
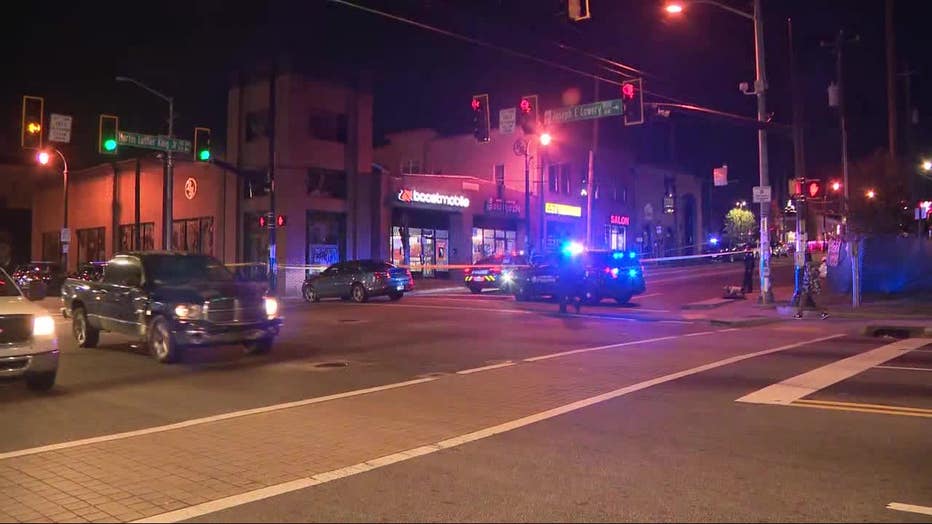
[464,254,529,294]
[0,268,58,391]
[12,261,67,296]
[61,252,282,363]
[511,250,646,304]
[71,262,106,282]
[302,260,413,303]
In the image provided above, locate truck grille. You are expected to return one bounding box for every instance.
[205,298,264,324]
[0,315,32,344]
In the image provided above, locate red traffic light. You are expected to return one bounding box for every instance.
[520,98,532,113]
[276,215,286,227]
[807,181,822,198]
[471,97,481,111]
[622,82,636,99]
[258,215,267,228]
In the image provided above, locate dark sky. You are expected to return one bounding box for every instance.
[3,0,929,232]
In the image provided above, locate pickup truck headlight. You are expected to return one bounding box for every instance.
[264,296,279,319]
[174,304,204,320]
[33,315,55,337]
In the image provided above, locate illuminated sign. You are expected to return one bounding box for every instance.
[485,198,520,215]
[545,202,582,217]
[610,214,630,226]
[397,188,470,208]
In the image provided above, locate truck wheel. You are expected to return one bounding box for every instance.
[73,306,99,348]
[514,287,529,302]
[25,371,56,392]
[351,283,369,303]
[615,293,633,305]
[469,285,482,294]
[244,337,274,355]
[147,316,179,363]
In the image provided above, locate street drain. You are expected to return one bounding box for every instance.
[313,361,349,369]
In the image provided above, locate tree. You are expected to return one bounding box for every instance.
[724,207,756,244]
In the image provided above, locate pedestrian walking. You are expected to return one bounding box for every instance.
[741,245,755,294]
[795,253,829,319]
[557,248,586,315]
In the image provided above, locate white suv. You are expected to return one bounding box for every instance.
[0,268,58,391]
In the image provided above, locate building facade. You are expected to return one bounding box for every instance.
[226,72,377,294]
[31,158,234,271]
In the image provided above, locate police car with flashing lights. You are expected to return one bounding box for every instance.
[463,254,529,294]
[511,249,646,304]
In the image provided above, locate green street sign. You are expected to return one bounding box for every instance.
[117,131,192,153]
[544,99,623,125]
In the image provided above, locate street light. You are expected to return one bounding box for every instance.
[663,0,772,304]
[36,148,69,270]
[539,132,552,146]
[831,181,842,192]
[116,76,174,250]
[866,189,876,199]
[922,160,932,172]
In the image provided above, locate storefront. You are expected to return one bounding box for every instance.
[472,197,521,262]
[543,201,583,251]
[390,188,467,276]
[605,214,630,251]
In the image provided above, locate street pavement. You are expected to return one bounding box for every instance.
[0,258,929,522]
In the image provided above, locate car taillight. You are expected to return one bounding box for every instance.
[464,267,472,274]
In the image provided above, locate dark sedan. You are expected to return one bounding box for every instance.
[302,260,413,303]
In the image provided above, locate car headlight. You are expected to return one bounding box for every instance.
[264,296,279,318]
[33,315,55,337]
[174,303,204,320]
[502,272,514,284]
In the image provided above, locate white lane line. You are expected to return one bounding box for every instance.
[876,365,932,372]
[886,502,932,516]
[524,331,718,362]
[456,361,515,375]
[134,333,841,524]
[0,377,439,461]
[636,293,662,299]
[736,337,927,405]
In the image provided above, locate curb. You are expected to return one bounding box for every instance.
[682,298,736,310]
[709,317,784,328]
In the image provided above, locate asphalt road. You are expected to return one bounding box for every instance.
[1,257,929,523]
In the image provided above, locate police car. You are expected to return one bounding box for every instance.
[511,249,645,304]
[464,254,528,294]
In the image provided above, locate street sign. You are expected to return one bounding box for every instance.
[827,240,842,267]
[60,228,70,243]
[713,165,728,187]
[499,107,516,134]
[663,196,675,214]
[117,131,192,153]
[544,99,623,125]
[752,185,772,203]
[49,114,73,143]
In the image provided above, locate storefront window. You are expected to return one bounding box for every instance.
[391,226,449,275]
[76,227,106,265]
[606,224,627,251]
[472,227,518,263]
[172,217,214,255]
[118,223,155,252]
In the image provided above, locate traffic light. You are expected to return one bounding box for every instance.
[518,94,539,135]
[789,178,803,198]
[258,214,269,228]
[276,214,286,227]
[98,114,119,155]
[21,96,44,150]
[193,127,211,162]
[471,94,490,143]
[806,179,823,199]
[567,0,591,21]
[622,78,644,126]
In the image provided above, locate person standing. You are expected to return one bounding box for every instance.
[557,250,586,314]
[741,245,755,294]
[795,253,829,319]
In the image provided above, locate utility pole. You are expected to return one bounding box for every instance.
[752,0,773,304]
[524,147,531,254]
[823,30,861,307]
[885,0,898,160]
[586,79,598,247]
[788,18,806,304]
[135,157,141,250]
[166,98,174,250]
[267,63,278,295]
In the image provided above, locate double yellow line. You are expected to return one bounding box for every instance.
[792,399,932,418]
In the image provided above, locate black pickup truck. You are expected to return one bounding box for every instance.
[61,252,282,363]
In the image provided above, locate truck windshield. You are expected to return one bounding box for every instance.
[144,255,234,285]
[0,269,22,297]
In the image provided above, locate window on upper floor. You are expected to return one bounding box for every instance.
[308,108,348,143]
[245,110,269,142]
[306,168,348,199]
[548,165,559,193]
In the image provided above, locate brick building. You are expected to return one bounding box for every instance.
[31,158,233,270]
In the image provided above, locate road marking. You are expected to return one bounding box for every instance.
[524,331,721,362]
[887,502,932,516]
[378,303,534,314]
[875,365,932,372]
[134,332,840,523]
[0,376,439,461]
[456,361,515,375]
[636,293,662,299]
[736,337,928,405]
[791,399,932,418]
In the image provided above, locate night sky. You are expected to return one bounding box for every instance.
[3,0,929,233]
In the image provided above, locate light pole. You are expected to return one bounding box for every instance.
[37,149,69,270]
[664,0,773,303]
[116,76,174,250]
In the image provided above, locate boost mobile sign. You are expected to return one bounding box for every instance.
[397,188,470,208]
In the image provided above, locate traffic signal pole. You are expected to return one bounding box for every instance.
[164,97,174,251]
[752,0,773,304]
[267,65,278,295]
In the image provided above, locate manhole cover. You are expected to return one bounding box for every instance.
[313,361,349,369]
[338,319,364,323]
